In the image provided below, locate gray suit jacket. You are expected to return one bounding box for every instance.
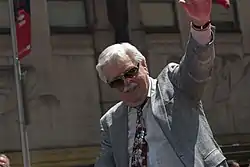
[95,27,226,167]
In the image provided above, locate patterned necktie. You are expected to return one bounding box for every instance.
[131,106,148,167]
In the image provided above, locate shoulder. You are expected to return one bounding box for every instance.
[158,62,179,82]
[100,101,125,127]
[157,62,180,88]
[155,62,180,101]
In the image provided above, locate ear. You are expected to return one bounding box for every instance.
[140,60,149,73]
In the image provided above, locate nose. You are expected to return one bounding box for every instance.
[122,78,134,93]
[124,77,133,85]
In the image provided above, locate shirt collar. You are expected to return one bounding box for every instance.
[147,76,156,98]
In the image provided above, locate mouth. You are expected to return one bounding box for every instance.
[124,86,136,93]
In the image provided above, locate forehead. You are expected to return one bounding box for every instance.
[102,56,135,81]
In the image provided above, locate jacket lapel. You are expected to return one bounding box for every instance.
[150,79,188,167]
[111,103,128,167]
[150,81,172,135]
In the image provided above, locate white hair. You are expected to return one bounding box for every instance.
[96,43,146,82]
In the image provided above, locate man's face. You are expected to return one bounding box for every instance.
[103,56,149,107]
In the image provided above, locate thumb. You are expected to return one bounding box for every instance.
[216,0,230,9]
[179,0,190,11]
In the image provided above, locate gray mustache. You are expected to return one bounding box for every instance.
[123,82,138,93]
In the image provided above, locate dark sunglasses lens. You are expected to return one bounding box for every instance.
[124,67,138,78]
[109,79,124,88]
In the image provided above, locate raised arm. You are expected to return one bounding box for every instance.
[167,0,217,100]
[169,25,215,100]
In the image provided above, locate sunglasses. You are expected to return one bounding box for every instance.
[108,63,140,89]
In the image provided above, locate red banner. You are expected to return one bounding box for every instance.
[14,0,31,59]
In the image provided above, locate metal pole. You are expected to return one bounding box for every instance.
[8,0,31,167]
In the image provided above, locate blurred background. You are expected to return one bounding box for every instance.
[0,0,249,166]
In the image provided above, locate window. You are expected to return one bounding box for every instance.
[211,0,240,32]
[0,0,10,34]
[47,0,89,34]
[140,0,179,33]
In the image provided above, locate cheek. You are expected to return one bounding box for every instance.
[133,72,147,84]
[136,74,148,87]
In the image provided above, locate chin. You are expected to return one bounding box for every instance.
[124,98,146,107]
[126,102,139,107]
[122,90,148,107]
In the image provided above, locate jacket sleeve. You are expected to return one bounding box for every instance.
[94,118,115,167]
[167,26,216,101]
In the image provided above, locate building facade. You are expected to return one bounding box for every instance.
[0,0,249,166]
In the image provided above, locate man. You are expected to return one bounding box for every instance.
[94,0,228,166]
[0,154,10,167]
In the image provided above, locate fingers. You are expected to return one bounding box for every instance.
[216,0,230,8]
[179,0,188,6]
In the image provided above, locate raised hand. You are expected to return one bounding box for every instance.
[179,0,212,26]
[179,0,231,26]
